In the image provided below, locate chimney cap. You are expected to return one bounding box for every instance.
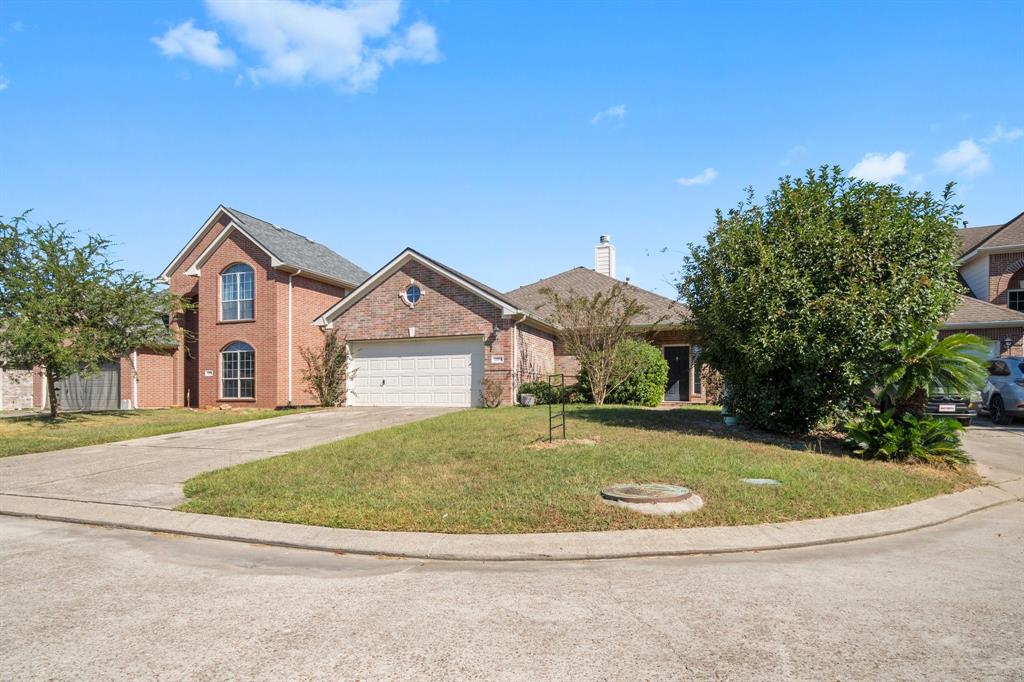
[599,235,611,244]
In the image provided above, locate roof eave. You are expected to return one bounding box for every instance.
[942,320,1024,330]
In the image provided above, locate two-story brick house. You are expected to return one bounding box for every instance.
[944,211,1024,356]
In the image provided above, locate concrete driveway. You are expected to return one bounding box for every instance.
[0,407,455,509]
[964,417,1024,484]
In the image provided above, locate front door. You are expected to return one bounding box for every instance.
[663,346,690,402]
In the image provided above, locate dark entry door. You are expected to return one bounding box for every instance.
[663,346,689,402]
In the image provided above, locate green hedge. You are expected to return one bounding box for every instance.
[579,339,669,407]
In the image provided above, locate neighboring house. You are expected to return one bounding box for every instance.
[1,367,34,411]
[32,205,696,410]
[946,211,1024,356]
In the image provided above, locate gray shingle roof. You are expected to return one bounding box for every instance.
[958,211,1024,255]
[944,294,1024,326]
[225,207,370,286]
[505,267,691,327]
[958,225,1002,255]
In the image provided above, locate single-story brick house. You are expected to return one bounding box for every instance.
[944,211,1024,356]
[31,205,700,410]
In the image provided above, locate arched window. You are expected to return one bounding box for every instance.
[221,263,254,321]
[221,341,255,399]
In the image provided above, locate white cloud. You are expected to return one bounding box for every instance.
[591,104,626,125]
[935,139,990,176]
[152,19,237,69]
[0,76,8,92]
[203,0,439,91]
[675,168,718,187]
[780,145,808,167]
[849,151,908,183]
[981,124,1023,145]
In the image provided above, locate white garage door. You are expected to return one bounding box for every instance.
[348,338,483,407]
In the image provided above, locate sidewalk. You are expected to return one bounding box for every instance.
[1,425,1020,562]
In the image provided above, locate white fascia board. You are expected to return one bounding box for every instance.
[942,320,1024,329]
[184,222,282,277]
[277,265,359,291]
[160,204,231,279]
[320,250,521,328]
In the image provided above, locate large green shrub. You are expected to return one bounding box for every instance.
[580,339,669,407]
[679,167,964,434]
[517,381,560,405]
[517,381,587,405]
[844,410,968,467]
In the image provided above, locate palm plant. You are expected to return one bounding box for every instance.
[881,331,990,416]
[845,410,969,467]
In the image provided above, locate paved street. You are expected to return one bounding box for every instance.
[0,407,454,508]
[1,503,1021,681]
[1,420,1021,680]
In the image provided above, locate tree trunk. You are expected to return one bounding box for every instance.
[896,387,928,417]
[45,368,59,419]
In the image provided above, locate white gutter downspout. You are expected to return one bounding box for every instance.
[288,271,300,406]
[131,351,139,409]
[512,312,527,403]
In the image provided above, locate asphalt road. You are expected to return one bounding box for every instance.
[2,501,1022,681]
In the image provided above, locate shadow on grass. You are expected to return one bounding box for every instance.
[6,410,139,426]
[568,405,848,455]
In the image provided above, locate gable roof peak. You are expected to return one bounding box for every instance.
[162,204,370,287]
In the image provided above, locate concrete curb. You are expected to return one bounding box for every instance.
[2,478,1020,561]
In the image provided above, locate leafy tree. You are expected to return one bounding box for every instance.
[579,339,668,407]
[881,331,989,415]
[300,330,350,406]
[541,282,655,406]
[679,167,964,433]
[0,214,186,418]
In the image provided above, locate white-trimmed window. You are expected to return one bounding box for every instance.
[221,263,254,321]
[1009,288,1023,312]
[221,341,255,399]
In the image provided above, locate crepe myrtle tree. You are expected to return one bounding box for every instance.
[301,329,350,407]
[540,282,658,406]
[678,167,964,433]
[0,213,188,418]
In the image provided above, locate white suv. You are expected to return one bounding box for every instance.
[981,357,1024,424]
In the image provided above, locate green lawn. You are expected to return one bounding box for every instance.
[180,405,976,533]
[0,408,314,457]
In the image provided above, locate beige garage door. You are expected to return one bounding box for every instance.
[348,338,483,407]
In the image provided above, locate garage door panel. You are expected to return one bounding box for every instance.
[349,338,482,407]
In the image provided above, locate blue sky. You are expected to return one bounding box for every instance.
[1,1,1022,298]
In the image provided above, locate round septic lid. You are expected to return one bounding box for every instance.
[600,483,693,504]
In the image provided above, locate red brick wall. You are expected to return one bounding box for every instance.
[166,214,234,407]
[988,252,1024,304]
[280,274,349,406]
[330,260,514,404]
[940,327,1024,357]
[516,324,555,386]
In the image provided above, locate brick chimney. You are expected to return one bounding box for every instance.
[595,235,616,278]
